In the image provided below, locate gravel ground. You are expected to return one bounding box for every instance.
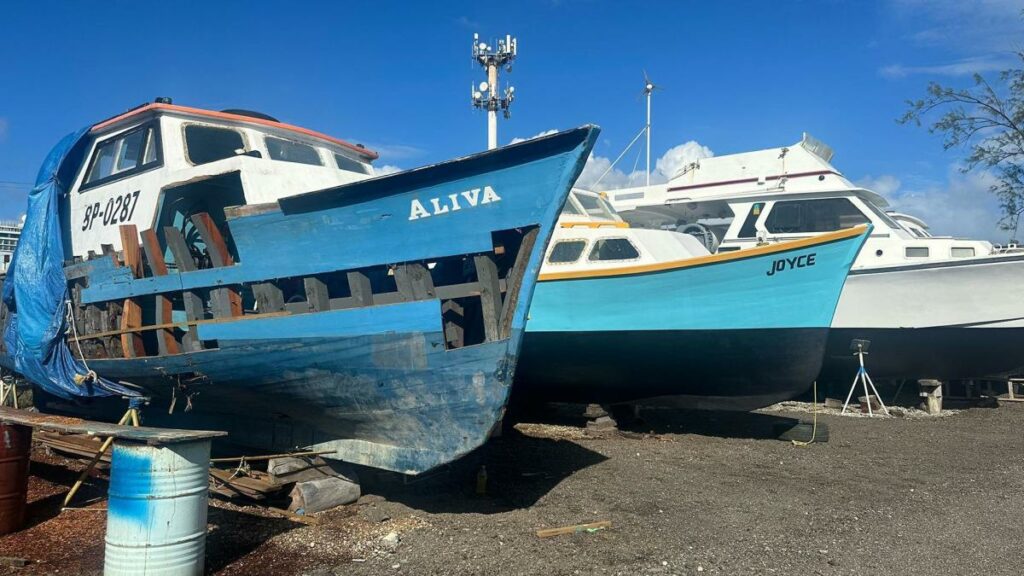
[2,402,1022,575]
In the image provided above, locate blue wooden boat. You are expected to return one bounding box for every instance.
[515,190,870,410]
[0,102,597,474]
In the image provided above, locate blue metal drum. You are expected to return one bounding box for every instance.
[104,439,211,576]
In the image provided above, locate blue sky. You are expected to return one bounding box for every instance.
[1,0,1021,239]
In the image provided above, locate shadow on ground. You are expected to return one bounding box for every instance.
[359,429,608,515]
[520,401,806,440]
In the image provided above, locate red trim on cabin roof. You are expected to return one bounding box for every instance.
[91,103,379,160]
[666,169,839,192]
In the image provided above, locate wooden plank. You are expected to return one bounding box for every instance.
[163,227,197,272]
[72,311,291,341]
[190,213,242,318]
[304,277,331,312]
[118,225,144,278]
[474,255,502,342]
[163,227,205,350]
[253,282,285,313]
[190,212,234,267]
[118,225,146,358]
[442,299,465,349]
[394,263,436,301]
[141,229,180,356]
[280,280,508,315]
[536,520,612,538]
[347,271,373,307]
[0,406,225,444]
[498,227,539,339]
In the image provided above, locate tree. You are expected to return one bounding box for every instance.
[900,51,1024,241]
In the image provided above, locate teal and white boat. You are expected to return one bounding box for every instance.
[515,189,870,411]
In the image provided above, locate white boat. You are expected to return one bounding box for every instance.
[608,133,1024,382]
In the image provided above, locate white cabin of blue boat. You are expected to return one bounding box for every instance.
[68,101,378,260]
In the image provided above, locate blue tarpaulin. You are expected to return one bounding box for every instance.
[1,128,139,400]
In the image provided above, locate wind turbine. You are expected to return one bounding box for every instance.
[641,71,662,187]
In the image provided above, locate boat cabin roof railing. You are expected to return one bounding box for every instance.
[91,102,378,161]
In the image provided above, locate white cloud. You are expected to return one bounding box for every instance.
[887,0,1024,52]
[509,129,714,191]
[857,168,1009,242]
[508,129,558,145]
[373,164,402,176]
[857,174,903,197]
[879,55,1013,79]
[361,142,425,162]
[578,140,714,191]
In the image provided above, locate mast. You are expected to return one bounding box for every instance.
[643,74,656,187]
[471,34,517,150]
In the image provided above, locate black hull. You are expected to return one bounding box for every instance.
[820,327,1024,383]
[515,328,828,411]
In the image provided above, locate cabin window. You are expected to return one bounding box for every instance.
[267,137,323,166]
[547,240,587,264]
[82,123,162,190]
[951,247,975,258]
[737,202,764,238]
[764,198,870,233]
[184,125,246,165]
[905,247,929,258]
[588,238,640,261]
[334,153,371,174]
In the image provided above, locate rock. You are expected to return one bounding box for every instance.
[289,476,361,513]
[382,531,401,552]
[269,456,360,486]
[361,505,392,523]
[586,415,618,433]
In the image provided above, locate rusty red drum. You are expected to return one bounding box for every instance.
[0,423,32,535]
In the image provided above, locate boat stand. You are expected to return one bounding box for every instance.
[0,368,18,409]
[841,340,890,417]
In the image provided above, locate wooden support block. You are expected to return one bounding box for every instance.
[253,282,285,313]
[304,277,331,312]
[474,255,502,342]
[394,263,436,301]
[919,379,943,414]
[536,520,611,538]
[499,227,539,339]
[347,271,373,307]
[141,229,180,356]
[210,288,243,319]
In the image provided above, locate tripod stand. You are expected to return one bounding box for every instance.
[841,340,890,416]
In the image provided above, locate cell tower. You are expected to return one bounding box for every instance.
[471,33,517,150]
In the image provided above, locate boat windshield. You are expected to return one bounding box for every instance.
[576,193,617,220]
[859,200,902,230]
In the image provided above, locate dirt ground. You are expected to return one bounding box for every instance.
[2,401,1023,575]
